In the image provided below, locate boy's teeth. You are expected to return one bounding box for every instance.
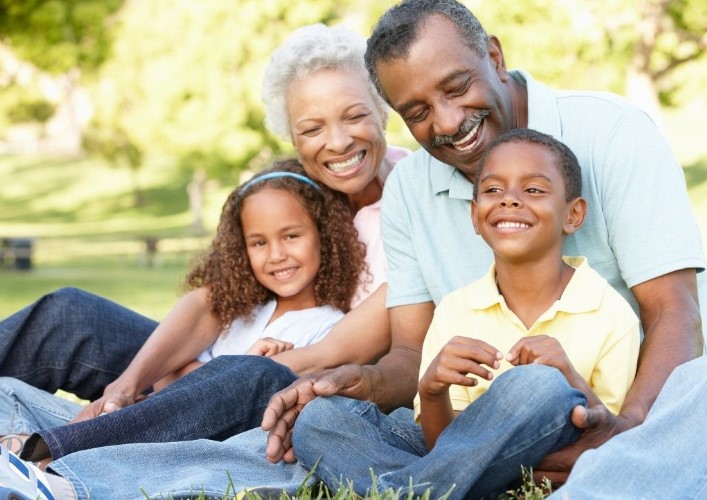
[496,221,529,228]
[328,152,364,172]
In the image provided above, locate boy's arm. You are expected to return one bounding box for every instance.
[72,287,222,422]
[418,334,502,449]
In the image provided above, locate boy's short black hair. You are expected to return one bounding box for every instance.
[474,128,582,201]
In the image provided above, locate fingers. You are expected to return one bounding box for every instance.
[571,404,610,430]
[506,335,566,367]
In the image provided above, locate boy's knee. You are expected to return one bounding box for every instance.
[494,364,574,401]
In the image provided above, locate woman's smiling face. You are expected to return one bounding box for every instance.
[286,68,387,198]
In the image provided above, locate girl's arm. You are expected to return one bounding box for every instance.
[71,287,222,422]
[271,284,391,374]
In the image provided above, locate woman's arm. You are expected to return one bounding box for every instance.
[271,284,391,374]
[71,287,222,421]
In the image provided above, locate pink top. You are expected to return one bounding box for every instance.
[351,145,412,307]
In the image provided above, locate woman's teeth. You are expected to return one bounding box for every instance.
[327,151,365,173]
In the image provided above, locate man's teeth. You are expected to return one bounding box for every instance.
[496,221,529,229]
[452,120,482,149]
[327,152,364,172]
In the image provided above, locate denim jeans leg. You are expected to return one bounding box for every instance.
[49,427,312,500]
[292,396,427,496]
[0,377,82,435]
[377,365,586,500]
[25,356,298,461]
[549,356,707,500]
[0,287,157,401]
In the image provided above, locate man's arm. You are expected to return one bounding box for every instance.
[536,269,702,482]
[262,301,434,463]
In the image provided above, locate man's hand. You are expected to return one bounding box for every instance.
[533,404,635,484]
[70,391,145,423]
[261,364,372,463]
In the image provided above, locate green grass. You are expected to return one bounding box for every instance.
[0,153,231,319]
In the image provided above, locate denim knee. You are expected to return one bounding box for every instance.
[491,364,583,409]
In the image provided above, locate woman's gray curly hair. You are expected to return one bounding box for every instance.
[262,23,388,140]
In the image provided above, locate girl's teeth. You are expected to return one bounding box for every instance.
[328,152,364,172]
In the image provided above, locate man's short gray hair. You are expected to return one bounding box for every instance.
[263,23,387,140]
[365,0,489,103]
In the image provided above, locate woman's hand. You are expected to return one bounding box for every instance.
[246,337,294,357]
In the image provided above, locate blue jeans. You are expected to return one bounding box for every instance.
[0,377,81,435]
[293,365,585,499]
[22,355,298,461]
[45,357,706,500]
[50,427,312,500]
[0,288,156,401]
[549,355,707,500]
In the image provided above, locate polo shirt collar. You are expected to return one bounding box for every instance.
[514,69,562,138]
[467,257,605,316]
[429,153,475,200]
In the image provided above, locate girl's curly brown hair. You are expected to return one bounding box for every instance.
[184,158,367,329]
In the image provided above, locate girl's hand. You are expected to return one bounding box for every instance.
[419,336,502,399]
[246,337,295,357]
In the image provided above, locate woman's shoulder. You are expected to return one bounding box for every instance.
[378,144,414,183]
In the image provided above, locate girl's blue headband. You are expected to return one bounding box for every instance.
[239,172,321,196]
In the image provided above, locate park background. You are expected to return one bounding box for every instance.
[1,0,706,321]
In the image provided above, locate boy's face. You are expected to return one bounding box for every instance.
[471,141,585,263]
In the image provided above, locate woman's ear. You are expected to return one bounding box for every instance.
[563,197,587,235]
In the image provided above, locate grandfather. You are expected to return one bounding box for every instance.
[273,0,705,491]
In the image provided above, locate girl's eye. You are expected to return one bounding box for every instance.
[285,234,299,240]
[250,240,265,247]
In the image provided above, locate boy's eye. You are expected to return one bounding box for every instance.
[482,186,502,194]
[526,187,545,194]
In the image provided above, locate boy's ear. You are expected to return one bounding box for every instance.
[471,199,481,234]
[563,197,587,235]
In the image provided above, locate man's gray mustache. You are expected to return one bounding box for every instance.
[431,110,490,148]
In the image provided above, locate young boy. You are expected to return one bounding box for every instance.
[378,128,641,498]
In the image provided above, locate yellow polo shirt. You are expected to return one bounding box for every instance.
[414,257,640,419]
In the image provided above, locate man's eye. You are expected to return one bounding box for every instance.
[405,109,428,123]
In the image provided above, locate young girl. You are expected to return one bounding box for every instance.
[0,158,366,456]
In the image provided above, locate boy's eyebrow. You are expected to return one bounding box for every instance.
[478,172,553,184]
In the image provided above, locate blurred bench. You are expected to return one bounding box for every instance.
[0,237,35,270]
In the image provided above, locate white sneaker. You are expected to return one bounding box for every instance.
[0,444,55,500]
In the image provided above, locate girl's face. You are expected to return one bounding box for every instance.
[287,68,387,198]
[241,187,321,310]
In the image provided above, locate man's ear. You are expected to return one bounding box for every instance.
[488,35,509,82]
[563,197,587,235]
[471,199,481,234]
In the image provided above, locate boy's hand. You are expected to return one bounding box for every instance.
[419,336,502,398]
[506,335,575,378]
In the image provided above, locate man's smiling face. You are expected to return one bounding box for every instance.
[376,15,516,182]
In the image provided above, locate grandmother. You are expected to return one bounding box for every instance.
[0,23,408,465]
